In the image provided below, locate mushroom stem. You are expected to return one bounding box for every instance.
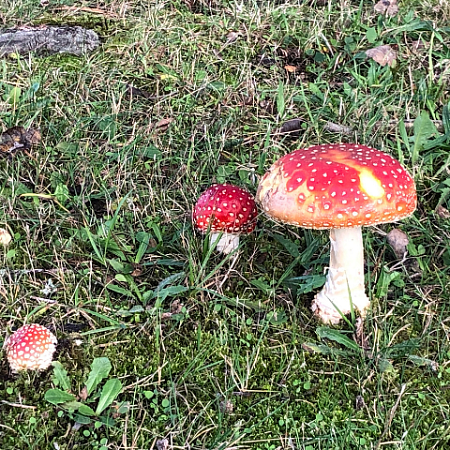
[312,226,370,324]
[209,232,240,254]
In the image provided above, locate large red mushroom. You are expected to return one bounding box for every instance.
[257,143,416,323]
[4,323,57,372]
[193,184,258,254]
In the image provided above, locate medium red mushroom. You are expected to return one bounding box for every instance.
[193,184,258,254]
[257,143,416,323]
[4,323,57,372]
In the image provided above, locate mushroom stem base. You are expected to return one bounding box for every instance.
[312,226,370,324]
[209,232,240,254]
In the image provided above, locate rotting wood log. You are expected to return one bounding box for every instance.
[0,26,100,57]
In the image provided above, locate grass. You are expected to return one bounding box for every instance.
[1,0,450,448]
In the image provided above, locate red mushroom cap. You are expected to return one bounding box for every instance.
[193,184,258,234]
[257,143,416,229]
[5,324,57,372]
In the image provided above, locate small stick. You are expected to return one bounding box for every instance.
[375,383,407,449]
[1,400,36,409]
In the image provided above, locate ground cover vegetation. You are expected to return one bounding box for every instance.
[1,0,450,448]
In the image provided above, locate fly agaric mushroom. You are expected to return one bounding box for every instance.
[193,184,258,254]
[5,324,57,372]
[257,143,416,323]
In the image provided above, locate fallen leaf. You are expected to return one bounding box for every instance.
[219,399,234,414]
[355,317,370,351]
[386,228,409,259]
[160,312,173,321]
[435,205,450,219]
[355,394,366,411]
[156,439,169,450]
[226,31,239,43]
[365,44,397,67]
[152,118,174,130]
[374,0,399,17]
[0,126,41,156]
[284,65,298,73]
[79,386,88,401]
[0,228,12,246]
[170,299,183,314]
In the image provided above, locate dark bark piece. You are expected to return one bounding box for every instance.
[0,126,41,156]
[0,26,100,57]
[280,118,303,136]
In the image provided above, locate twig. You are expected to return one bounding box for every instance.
[375,383,407,449]
[1,400,36,409]
[52,6,120,18]
[324,119,445,134]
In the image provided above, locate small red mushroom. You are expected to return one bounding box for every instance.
[257,143,416,323]
[5,324,57,372]
[193,184,258,254]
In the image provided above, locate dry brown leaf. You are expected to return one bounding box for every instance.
[436,205,450,219]
[0,228,12,246]
[386,228,409,259]
[355,395,366,411]
[219,399,234,414]
[170,299,183,314]
[374,0,399,17]
[366,44,397,67]
[79,386,88,401]
[226,31,239,43]
[152,118,175,130]
[284,65,298,73]
[156,439,169,450]
[0,126,41,156]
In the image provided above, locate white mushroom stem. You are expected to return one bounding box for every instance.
[311,226,370,324]
[209,232,240,254]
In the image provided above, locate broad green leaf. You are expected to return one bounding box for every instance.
[108,258,126,272]
[7,86,21,106]
[272,234,299,258]
[366,27,377,43]
[302,342,348,356]
[106,283,134,297]
[74,413,92,425]
[78,404,96,416]
[316,327,360,351]
[154,272,185,292]
[143,259,184,267]
[95,378,122,415]
[54,183,71,204]
[141,146,162,160]
[411,111,438,165]
[45,389,76,405]
[85,357,112,395]
[99,416,116,427]
[52,361,71,391]
[408,355,438,370]
[135,231,151,264]
[60,400,84,411]
[283,275,326,294]
[155,285,188,301]
[378,358,395,373]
